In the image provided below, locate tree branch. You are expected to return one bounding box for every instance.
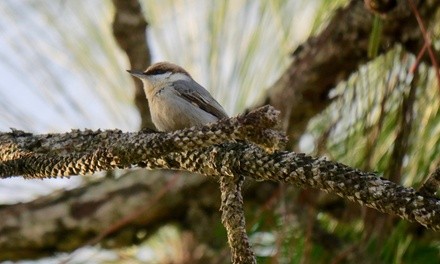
[0,106,284,179]
[2,106,440,232]
[148,143,440,231]
[112,0,153,129]
[220,174,256,264]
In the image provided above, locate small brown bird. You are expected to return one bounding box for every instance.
[128,62,228,132]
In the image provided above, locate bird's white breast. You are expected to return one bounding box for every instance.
[149,84,218,131]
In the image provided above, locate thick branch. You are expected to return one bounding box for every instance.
[220,175,256,264]
[0,106,284,178]
[142,143,440,231]
[2,105,440,230]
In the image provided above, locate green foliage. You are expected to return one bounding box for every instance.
[368,15,383,59]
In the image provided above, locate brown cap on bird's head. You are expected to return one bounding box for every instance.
[127,62,192,79]
[143,62,192,77]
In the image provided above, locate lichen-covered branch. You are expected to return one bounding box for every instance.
[220,175,256,264]
[138,143,440,231]
[2,105,440,231]
[0,106,284,178]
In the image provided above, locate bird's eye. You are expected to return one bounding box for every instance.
[146,69,167,75]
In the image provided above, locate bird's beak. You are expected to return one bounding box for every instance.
[127,70,145,79]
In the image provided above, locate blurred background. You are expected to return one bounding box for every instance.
[1,0,440,263]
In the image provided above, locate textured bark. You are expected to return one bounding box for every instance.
[0,106,283,179]
[259,0,439,146]
[220,175,256,264]
[112,0,153,130]
[0,107,281,260]
[2,112,440,232]
[148,143,440,231]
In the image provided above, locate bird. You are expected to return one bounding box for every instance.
[128,62,228,132]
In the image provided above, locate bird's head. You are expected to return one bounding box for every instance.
[127,62,192,95]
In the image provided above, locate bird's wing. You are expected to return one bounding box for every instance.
[172,80,229,119]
